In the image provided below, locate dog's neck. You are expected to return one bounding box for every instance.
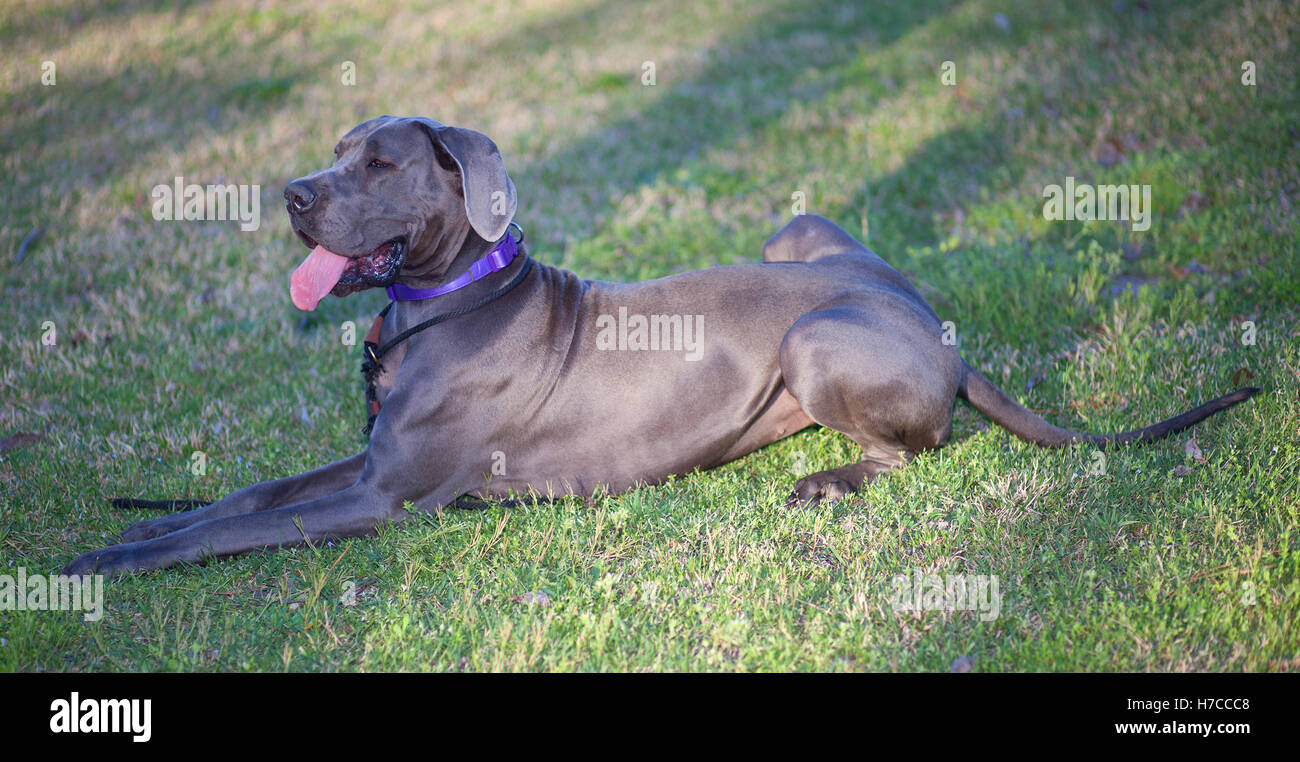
[394,221,475,288]
[387,233,532,326]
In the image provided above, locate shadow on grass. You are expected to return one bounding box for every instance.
[862,0,1287,341]
[2,0,971,247]
[508,0,966,234]
[0,0,214,45]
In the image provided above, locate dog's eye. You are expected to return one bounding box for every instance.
[369,159,393,169]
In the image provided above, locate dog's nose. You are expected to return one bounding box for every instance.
[284,182,318,214]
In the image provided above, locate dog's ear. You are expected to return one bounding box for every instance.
[410,117,517,242]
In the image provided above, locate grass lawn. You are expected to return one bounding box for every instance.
[1,0,1297,671]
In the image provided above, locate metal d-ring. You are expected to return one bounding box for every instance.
[508,220,524,244]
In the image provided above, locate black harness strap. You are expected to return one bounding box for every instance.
[360,255,534,436]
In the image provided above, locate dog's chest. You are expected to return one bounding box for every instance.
[371,344,407,405]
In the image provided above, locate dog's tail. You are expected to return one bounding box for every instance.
[957,363,1260,449]
[111,498,210,511]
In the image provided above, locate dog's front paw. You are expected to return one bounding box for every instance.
[785,471,855,509]
[120,516,183,543]
[63,542,161,577]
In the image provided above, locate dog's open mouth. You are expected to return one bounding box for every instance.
[289,234,406,310]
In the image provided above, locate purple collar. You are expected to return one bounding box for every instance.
[386,233,519,301]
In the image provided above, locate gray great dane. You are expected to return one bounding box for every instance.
[64,115,1259,576]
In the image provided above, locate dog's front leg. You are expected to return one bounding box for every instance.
[118,452,367,542]
[64,480,408,576]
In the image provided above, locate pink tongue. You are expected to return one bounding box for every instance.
[290,245,350,311]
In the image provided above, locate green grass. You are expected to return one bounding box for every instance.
[1,0,1297,671]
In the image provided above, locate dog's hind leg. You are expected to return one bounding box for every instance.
[779,306,959,507]
[118,452,367,542]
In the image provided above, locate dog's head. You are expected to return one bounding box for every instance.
[283,116,517,310]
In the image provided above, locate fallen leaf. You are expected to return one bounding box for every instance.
[1096,145,1126,167]
[1183,438,1205,464]
[509,591,552,606]
[0,432,42,452]
[1178,191,1210,216]
[950,656,975,673]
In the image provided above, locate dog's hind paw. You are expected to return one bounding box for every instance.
[785,471,856,509]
